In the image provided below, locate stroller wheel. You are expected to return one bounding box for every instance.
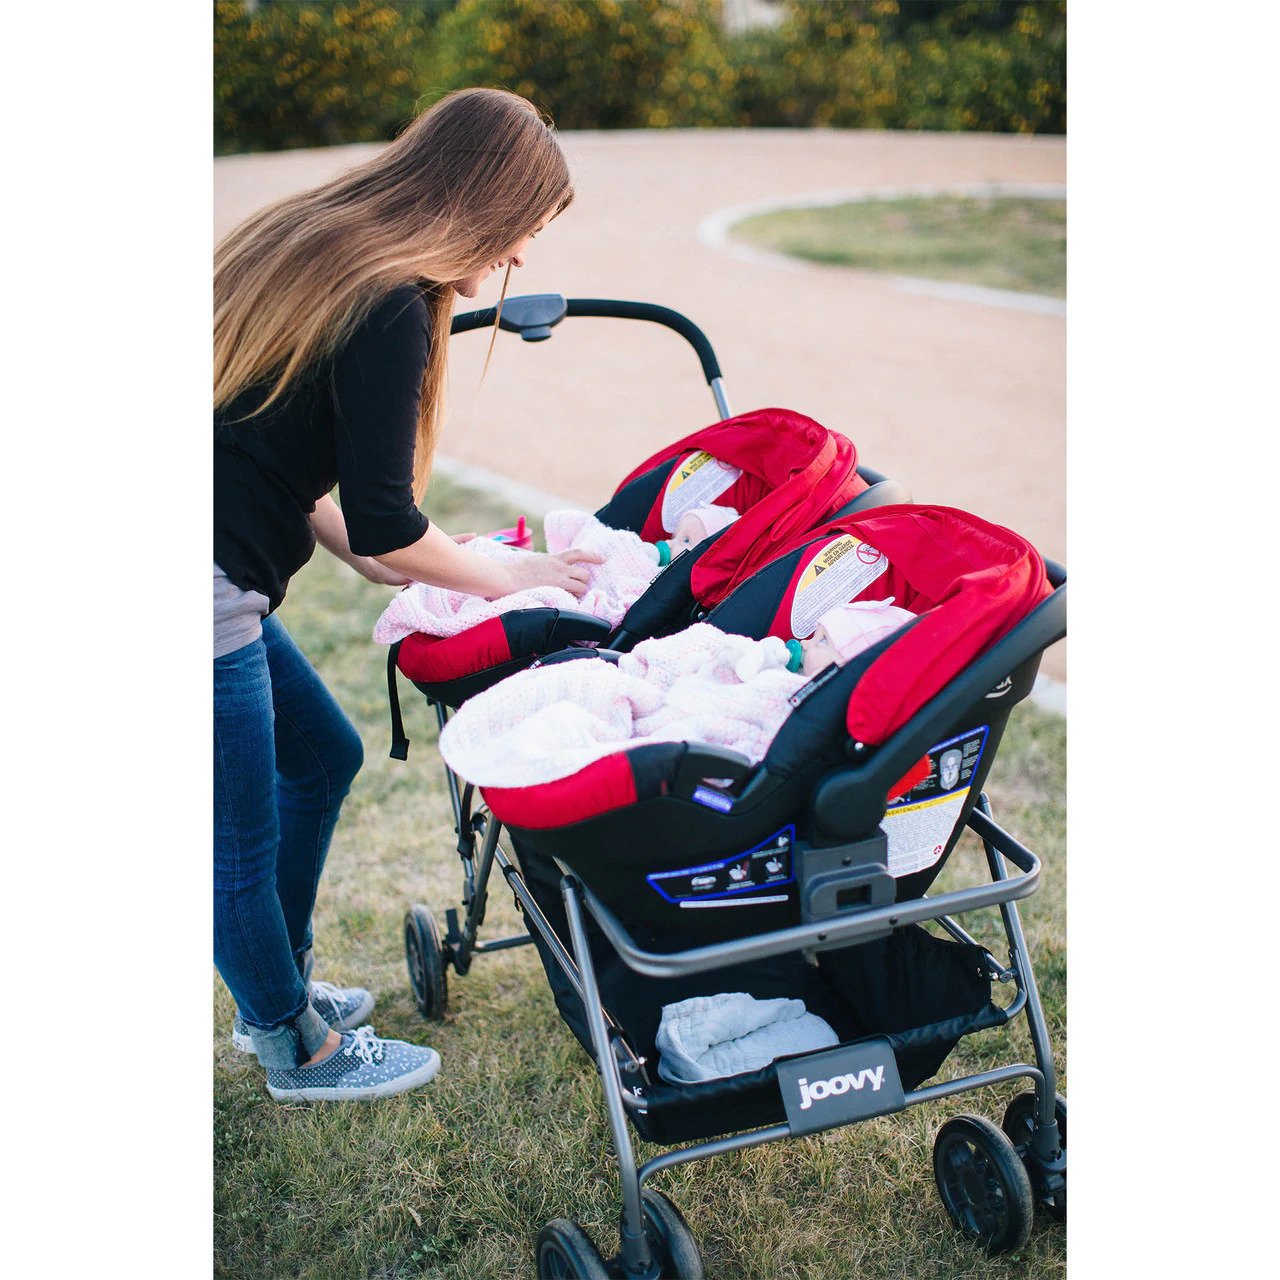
[1002,1091,1067,1222]
[640,1189,704,1279]
[933,1114,1034,1255]
[404,905,448,1020]
[535,1219,611,1279]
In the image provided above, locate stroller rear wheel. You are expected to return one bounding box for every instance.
[1002,1090,1067,1221]
[404,904,449,1020]
[639,1188,704,1279]
[535,1219,611,1279]
[933,1114,1034,1255]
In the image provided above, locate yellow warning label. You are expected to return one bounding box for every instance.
[790,536,889,638]
[661,451,741,532]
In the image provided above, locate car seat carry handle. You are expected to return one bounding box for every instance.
[671,744,754,798]
[542,608,616,649]
[832,478,913,518]
[531,647,623,669]
[812,581,1067,841]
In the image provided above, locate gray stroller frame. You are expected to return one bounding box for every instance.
[398,297,1065,1277]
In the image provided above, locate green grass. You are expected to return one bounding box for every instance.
[214,475,1066,1279]
[732,196,1066,297]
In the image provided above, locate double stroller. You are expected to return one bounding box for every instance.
[385,295,1067,1279]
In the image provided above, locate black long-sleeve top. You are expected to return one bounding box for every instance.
[214,285,432,611]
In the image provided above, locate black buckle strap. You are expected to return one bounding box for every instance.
[387,643,410,761]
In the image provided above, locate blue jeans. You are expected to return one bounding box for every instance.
[213,613,364,1068]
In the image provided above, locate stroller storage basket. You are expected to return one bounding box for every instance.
[509,800,1037,1146]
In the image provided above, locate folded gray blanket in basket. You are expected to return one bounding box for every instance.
[655,992,839,1085]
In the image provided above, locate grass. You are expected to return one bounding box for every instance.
[732,196,1067,297]
[214,474,1066,1279]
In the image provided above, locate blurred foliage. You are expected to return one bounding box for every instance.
[213,1,451,154]
[426,0,734,128]
[214,0,1065,154]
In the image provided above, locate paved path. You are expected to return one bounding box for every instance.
[216,129,1065,680]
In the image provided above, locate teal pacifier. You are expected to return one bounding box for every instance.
[655,540,672,567]
[785,639,805,672]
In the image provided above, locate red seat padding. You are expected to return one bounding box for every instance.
[483,753,641,829]
[396,616,512,683]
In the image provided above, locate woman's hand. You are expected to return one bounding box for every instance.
[508,548,604,599]
[356,556,413,587]
[376,525,602,601]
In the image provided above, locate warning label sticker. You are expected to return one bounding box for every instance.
[880,727,988,877]
[660,451,742,533]
[646,825,794,903]
[790,536,890,638]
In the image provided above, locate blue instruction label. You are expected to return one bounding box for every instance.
[646,825,795,903]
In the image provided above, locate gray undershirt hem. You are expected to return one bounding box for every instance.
[214,563,271,659]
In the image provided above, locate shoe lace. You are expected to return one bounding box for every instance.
[309,980,342,1004]
[342,1025,385,1067]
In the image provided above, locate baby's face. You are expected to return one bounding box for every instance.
[800,624,839,677]
[667,512,709,553]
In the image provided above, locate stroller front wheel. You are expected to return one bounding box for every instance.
[640,1188,704,1280]
[933,1114,1034,1255]
[1002,1090,1067,1222]
[535,1219,611,1279]
[404,904,449,1020]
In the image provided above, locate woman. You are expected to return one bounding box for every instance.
[214,88,598,1102]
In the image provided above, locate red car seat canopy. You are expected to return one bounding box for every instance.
[763,505,1052,745]
[614,407,868,608]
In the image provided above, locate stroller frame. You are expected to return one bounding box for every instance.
[398,296,1065,1275]
[413,675,1064,1279]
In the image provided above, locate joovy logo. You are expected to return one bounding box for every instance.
[796,1066,886,1109]
[775,1039,905,1134]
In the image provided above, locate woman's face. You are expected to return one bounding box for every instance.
[451,214,551,299]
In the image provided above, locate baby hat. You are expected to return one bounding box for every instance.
[816,597,916,663]
[685,504,739,538]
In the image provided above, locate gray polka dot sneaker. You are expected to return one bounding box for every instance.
[265,1025,441,1102]
[231,980,376,1052]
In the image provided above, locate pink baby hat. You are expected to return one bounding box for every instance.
[816,597,916,663]
[686,504,739,537]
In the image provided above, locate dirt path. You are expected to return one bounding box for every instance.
[216,129,1065,680]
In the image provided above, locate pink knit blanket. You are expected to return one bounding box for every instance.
[437,625,806,789]
[372,511,660,646]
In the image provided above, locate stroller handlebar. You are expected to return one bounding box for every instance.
[451,294,725,388]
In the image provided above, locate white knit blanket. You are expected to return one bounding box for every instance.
[655,993,839,1084]
[437,624,807,789]
[372,510,660,646]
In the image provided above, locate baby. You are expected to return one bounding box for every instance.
[796,597,916,676]
[437,598,916,791]
[646,505,740,567]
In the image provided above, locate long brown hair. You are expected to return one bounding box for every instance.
[214,88,573,500]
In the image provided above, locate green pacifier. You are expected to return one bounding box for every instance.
[785,639,805,673]
[655,540,672,567]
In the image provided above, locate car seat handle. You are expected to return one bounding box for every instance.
[671,744,754,799]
